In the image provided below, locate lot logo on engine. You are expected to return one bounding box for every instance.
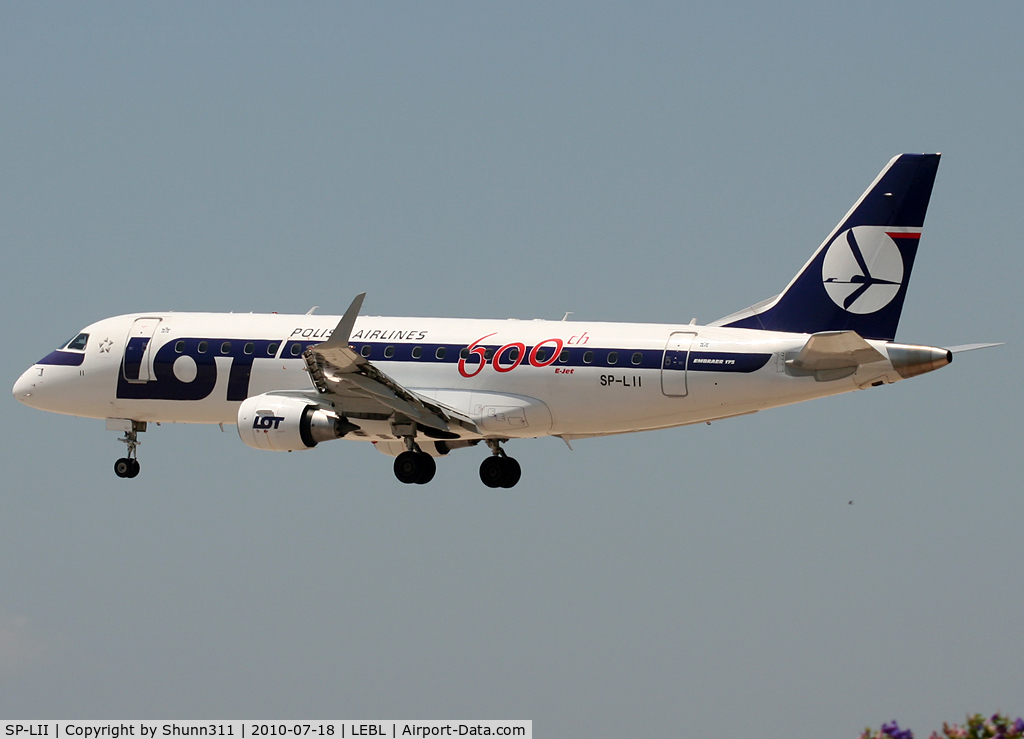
[253,415,285,430]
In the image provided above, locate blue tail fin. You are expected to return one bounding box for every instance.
[717,153,941,341]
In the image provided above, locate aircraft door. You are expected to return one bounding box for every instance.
[123,317,162,383]
[661,331,696,397]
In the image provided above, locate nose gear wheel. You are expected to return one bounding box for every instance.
[114,457,140,478]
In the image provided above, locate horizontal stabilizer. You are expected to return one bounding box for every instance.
[945,342,1004,354]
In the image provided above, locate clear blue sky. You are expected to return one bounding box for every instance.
[2,3,1021,735]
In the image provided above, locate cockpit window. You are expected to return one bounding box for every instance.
[64,333,89,351]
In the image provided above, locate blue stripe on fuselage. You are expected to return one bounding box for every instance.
[116,337,773,401]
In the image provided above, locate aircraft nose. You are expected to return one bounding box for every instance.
[12,367,42,407]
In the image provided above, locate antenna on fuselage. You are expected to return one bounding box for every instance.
[561,312,573,321]
[306,306,319,315]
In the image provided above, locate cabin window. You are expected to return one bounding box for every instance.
[244,342,254,355]
[220,342,232,354]
[412,346,423,359]
[268,343,278,356]
[534,348,548,363]
[65,333,89,351]
[460,347,470,359]
[384,346,395,358]
[631,352,643,365]
[290,343,301,356]
[607,351,618,365]
[583,351,594,364]
[558,350,569,363]
[508,347,520,361]
[435,347,447,360]
[360,345,371,357]
[198,341,208,354]
[484,348,494,361]
[175,341,185,354]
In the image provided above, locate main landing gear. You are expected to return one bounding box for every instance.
[112,420,145,479]
[393,437,436,485]
[393,450,436,484]
[390,437,522,488]
[479,440,521,489]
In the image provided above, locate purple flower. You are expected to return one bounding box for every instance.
[881,721,914,739]
[1015,718,1024,734]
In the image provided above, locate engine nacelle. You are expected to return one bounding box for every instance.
[237,393,353,452]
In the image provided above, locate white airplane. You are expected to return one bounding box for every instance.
[12,153,999,487]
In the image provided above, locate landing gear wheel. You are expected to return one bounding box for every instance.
[479,456,506,488]
[415,453,436,484]
[394,451,436,485]
[479,455,523,488]
[127,459,141,478]
[394,451,421,484]
[114,458,133,478]
[499,457,521,488]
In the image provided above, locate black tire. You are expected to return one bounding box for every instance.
[127,459,141,478]
[114,458,132,478]
[499,457,521,488]
[479,456,505,488]
[394,451,422,484]
[415,453,436,484]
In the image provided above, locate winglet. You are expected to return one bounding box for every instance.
[321,293,366,349]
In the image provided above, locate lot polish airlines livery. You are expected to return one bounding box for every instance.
[13,154,999,487]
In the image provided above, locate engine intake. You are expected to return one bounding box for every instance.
[237,393,356,451]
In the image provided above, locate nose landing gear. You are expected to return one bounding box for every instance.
[111,420,145,479]
[479,440,521,488]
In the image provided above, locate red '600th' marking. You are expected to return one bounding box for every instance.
[529,338,563,368]
[493,342,526,373]
[458,335,565,377]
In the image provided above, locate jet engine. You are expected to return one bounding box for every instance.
[237,393,356,451]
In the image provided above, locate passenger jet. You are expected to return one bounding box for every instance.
[12,154,998,487]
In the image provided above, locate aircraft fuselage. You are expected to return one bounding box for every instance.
[14,311,918,440]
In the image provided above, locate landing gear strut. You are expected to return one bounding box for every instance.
[112,420,145,479]
[393,436,436,485]
[479,440,521,488]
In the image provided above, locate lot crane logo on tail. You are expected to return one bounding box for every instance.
[821,226,906,314]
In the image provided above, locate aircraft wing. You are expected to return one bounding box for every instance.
[301,294,472,434]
